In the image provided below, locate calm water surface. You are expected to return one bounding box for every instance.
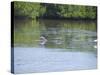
[13,19,97,73]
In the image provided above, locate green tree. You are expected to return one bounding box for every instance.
[13,1,97,19]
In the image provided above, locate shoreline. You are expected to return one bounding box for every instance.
[14,16,97,21]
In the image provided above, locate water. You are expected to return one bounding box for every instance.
[13,19,97,74]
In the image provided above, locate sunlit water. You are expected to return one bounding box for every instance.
[13,19,97,74]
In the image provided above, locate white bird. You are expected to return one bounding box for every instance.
[39,36,47,45]
[94,40,97,42]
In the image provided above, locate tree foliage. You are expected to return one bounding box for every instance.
[13,1,97,19]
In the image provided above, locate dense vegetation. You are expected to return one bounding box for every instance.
[13,1,97,19]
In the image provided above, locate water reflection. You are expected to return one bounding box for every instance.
[14,19,97,52]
